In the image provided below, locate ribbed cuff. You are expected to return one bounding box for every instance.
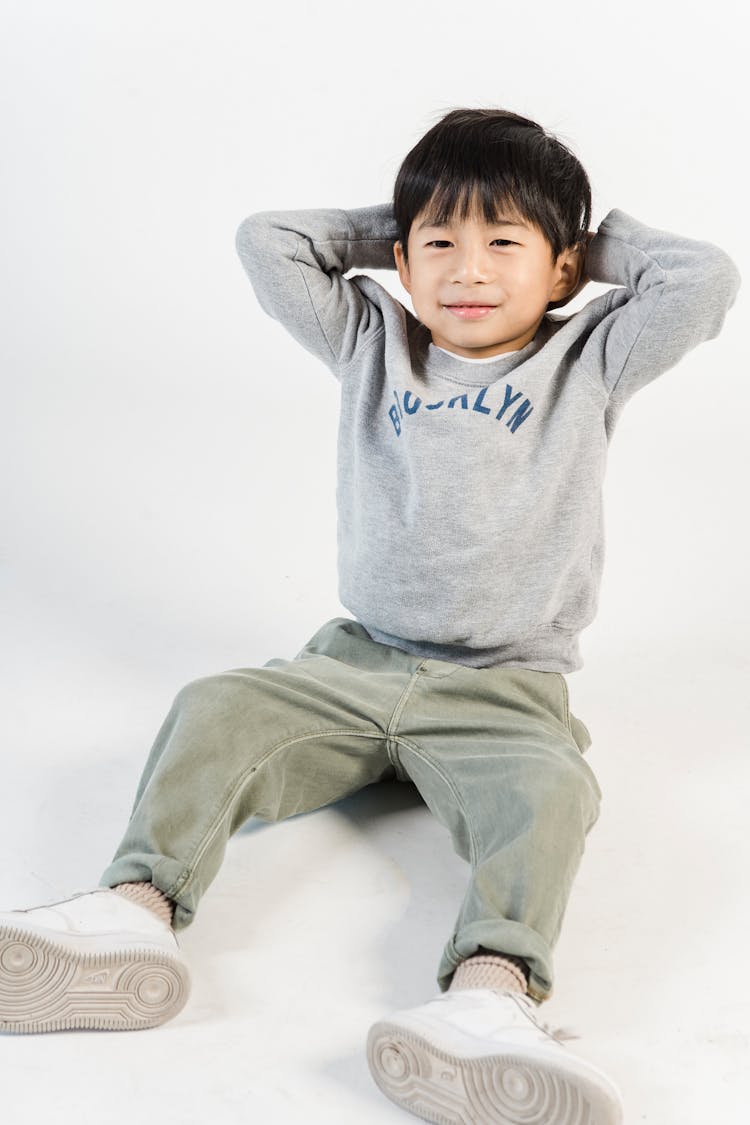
[449,952,528,995]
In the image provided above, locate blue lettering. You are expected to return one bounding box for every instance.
[472,387,491,415]
[386,384,534,436]
[495,384,523,422]
[507,400,533,431]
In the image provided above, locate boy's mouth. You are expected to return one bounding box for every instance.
[444,304,497,320]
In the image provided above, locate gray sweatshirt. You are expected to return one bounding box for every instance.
[235,204,740,672]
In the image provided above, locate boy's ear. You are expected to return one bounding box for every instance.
[393,240,412,292]
[548,243,586,307]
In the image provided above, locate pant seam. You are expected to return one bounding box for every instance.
[389,734,480,867]
[167,727,387,900]
[384,665,428,781]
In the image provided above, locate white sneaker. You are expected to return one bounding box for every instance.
[0,888,190,1033]
[367,988,623,1125]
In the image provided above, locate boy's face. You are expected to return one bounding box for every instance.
[393,199,582,359]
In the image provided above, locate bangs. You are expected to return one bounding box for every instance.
[415,178,530,231]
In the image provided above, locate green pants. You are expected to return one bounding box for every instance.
[100,617,601,1002]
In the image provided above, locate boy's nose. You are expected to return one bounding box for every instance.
[451,246,493,282]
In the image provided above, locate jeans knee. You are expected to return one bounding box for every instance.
[174,671,244,709]
[556,750,601,829]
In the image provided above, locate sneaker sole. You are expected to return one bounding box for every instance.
[0,925,190,1034]
[367,1020,621,1125]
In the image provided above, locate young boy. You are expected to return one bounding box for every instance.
[0,108,740,1125]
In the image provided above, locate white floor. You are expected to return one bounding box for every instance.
[2,594,749,1125]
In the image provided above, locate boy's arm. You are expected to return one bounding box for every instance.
[235,203,399,373]
[578,209,741,403]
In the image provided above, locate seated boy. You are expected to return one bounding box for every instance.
[0,108,740,1125]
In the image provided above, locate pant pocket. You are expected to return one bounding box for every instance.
[569,711,593,754]
[555,672,592,753]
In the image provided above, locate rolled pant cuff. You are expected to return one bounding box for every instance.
[99,854,196,930]
[438,922,553,1003]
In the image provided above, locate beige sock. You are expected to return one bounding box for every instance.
[113,882,175,928]
[449,949,529,995]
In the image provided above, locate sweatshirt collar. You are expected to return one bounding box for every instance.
[419,319,553,386]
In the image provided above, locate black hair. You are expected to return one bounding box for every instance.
[393,108,591,262]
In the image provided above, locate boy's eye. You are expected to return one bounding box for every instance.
[425,239,517,248]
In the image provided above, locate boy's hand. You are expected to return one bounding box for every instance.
[547,231,595,311]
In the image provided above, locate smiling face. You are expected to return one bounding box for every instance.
[393,193,582,359]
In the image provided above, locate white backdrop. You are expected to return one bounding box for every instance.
[1,2,748,1123]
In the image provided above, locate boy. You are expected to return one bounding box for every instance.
[0,109,740,1125]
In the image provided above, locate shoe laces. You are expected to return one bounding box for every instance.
[510,992,580,1043]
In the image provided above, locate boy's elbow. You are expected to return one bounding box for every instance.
[234,211,292,272]
[704,243,742,310]
[235,213,265,261]
[721,252,742,308]
[692,246,742,343]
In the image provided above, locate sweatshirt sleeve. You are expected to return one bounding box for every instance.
[234,203,400,374]
[579,209,741,403]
